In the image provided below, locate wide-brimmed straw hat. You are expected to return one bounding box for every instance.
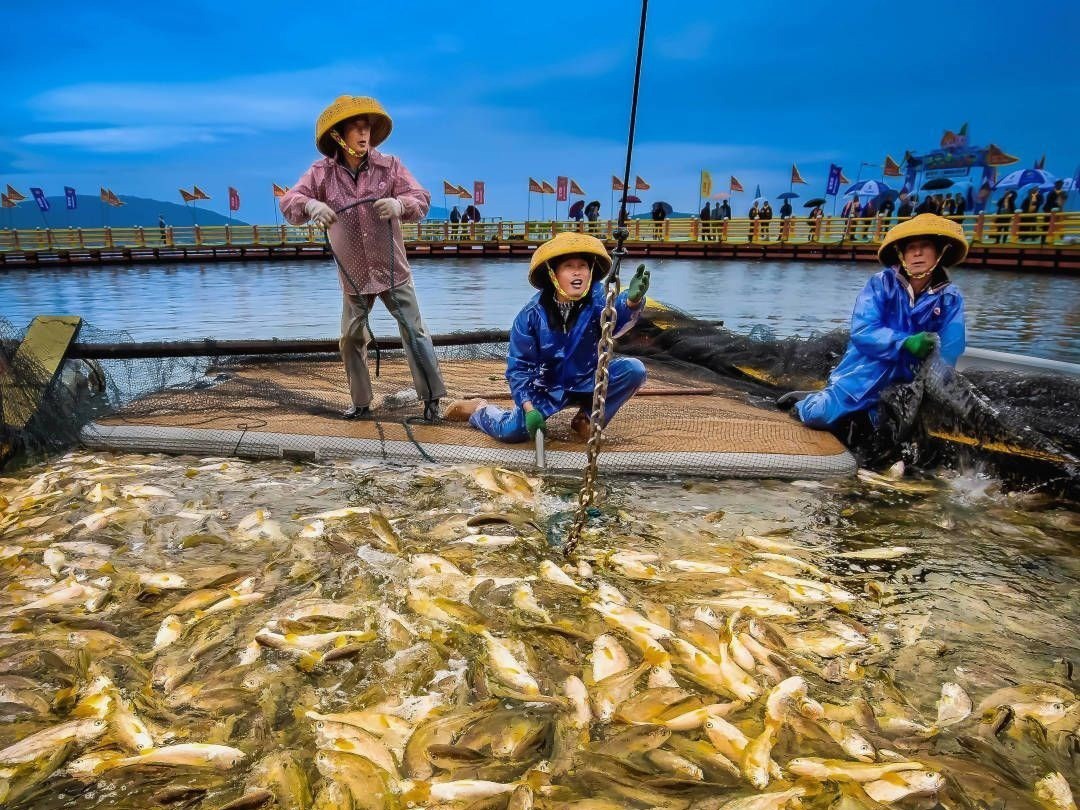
[877,213,969,268]
[528,232,612,289]
[315,96,393,158]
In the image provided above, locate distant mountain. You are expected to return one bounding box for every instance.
[2,194,246,229]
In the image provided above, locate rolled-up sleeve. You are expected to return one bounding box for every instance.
[390,159,430,222]
[280,164,321,225]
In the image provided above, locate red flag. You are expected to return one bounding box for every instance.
[108,190,124,207]
[790,164,807,185]
[272,183,289,198]
[611,175,625,191]
[729,176,744,193]
[228,186,240,212]
[569,178,585,195]
[883,155,901,177]
[99,187,110,203]
[634,175,650,191]
[5,185,26,202]
[457,186,472,199]
[192,185,210,200]
[442,180,457,195]
[473,181,485,205]
[1,194,13,209]
[556,176,568,201]
[528,177,544,193]
[180,189,197,203]
[839,170,851,184]
[985,144,1019,166]
[540,180,555,194]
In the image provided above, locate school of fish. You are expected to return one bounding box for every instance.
[0,451,1075,809]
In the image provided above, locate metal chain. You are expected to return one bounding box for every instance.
[563,253,623,557]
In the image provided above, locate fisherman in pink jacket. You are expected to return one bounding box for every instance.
[280,96,446,421]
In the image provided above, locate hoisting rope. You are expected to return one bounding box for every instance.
[564,0,649,557]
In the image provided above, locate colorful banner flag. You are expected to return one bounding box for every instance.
[64,186,77,209]
[473,181,485,205]
[228,187,240,212]
[634,176,650,191]
[456,185,472,199]
[107,190,124,207]
[839,170,850,184]
[729,175,743,193]
[5,185,26,202]
[611,175,625,191]
[569,179,585,195]
[528,177,544,193]
[700,171,713,198]
[1,194,14,209]
[442,180,458,195]
[791,164,807,185]
[984,144,1019,166]
[30,188,49,212]
[540,180,555,194]
[883,155,901,177]
[826,164,842,196]
[754,184,762,199]
[100,187,111,203]
[272,183,289,198]
[192,185,211,200]
[556,176,568,202]
[180,189,197,203]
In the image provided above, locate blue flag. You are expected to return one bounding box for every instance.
[64,187,77,210]
[826,164,841,196]
[30,187,50,212]
[754,184,761,198]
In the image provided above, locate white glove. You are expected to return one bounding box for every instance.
[304,199,337,227]
[373,197,404,221]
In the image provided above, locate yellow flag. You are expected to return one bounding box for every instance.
[700,170,712,198]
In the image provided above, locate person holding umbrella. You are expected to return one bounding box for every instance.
[1020,186,1043,241]
[280,95,446,422]
[994,190,1017,243]
[779,214,967,441]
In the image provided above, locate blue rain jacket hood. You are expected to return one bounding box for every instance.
[507,282,641,418]
[796,265,965,427]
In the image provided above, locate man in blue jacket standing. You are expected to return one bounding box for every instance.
[782,214,967,432]
[445,232,649,442]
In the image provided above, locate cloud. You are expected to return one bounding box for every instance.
[20,126,245,153]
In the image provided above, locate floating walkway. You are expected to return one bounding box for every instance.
[81,355,856,478]
[2,213,1078,272]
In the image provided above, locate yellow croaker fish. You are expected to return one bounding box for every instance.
[1035,772,1078,810]
[591,634,631,682]
[646,748,704,780]
[742,717,781,789]
[110,692,155,753]
[139,572,188,590]
[0,719,108,765]
[70,743,245,775]
[120,485,173,499]
[761,570,856,605]
[198,592,266,617]
[563,675,593,728]
[935,682,972,728]
[317,726,400,778]
[42,547,65,576]
[151,615,182,654]
[255,628,376,653]
[690,592,801,620]
[481,631,540,696]
[302,506,371,521]
[863,770,945,802]
[668,559,732,575]
[836,546,916,560]
[753,552,827,578]
[787,757,926,782]
[538,560,587,593]
[717,787,808,810]
[77,507,123,533]
[511,582,551,622]
[453,533,520,548]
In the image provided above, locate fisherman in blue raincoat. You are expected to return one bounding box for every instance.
[444,232,650,443]
[780,214,968,431]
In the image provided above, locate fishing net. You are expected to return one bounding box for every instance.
[1,308,1077,496]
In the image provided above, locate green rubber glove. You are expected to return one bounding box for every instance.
[902,331,936,359]
[525,408,546,439]
[627,264,650,304]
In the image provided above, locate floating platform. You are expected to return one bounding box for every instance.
[81,355,855,478]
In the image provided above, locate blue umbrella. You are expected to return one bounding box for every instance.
[844,179,894,198]
[995,168,1056,190]
[777,192,800,200]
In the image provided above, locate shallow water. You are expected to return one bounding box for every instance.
[0,452,1076,808]
[1,257,1077,363]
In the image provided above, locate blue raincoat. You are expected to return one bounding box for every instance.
[795,266,965,428]
[469,282,646,443]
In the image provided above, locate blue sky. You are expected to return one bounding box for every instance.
[3,0,1078,222]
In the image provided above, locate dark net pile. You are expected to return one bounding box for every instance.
[1,311,1077,496]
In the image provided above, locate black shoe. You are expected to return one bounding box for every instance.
[422,399,440,422]
[343,405,371,420]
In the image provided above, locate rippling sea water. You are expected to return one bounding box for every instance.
[0,453,1076,808]
[1,257,1077,362]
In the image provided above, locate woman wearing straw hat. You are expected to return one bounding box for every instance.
[780,213,967,432]
[444,232,650,443]
[280,95,446,421]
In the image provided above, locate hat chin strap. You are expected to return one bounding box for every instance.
[547,262,591,301]
[329,129,367,159]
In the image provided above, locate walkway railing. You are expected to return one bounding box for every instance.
[1,213,1078,252]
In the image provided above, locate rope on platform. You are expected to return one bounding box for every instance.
[564,0,649,558]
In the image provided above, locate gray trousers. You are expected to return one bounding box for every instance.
[340,282,447,407]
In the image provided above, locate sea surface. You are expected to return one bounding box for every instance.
[1,257,1077,363]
